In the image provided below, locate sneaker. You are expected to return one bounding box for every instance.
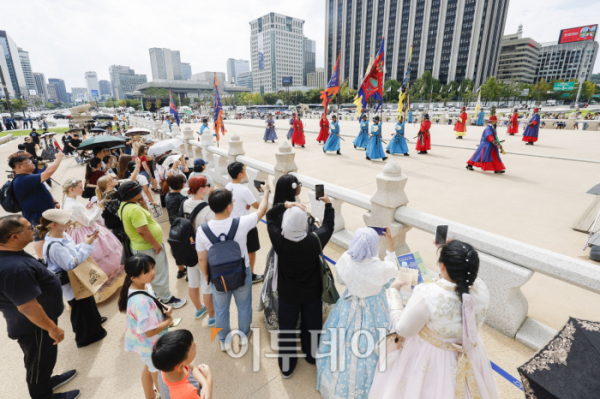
[195,306,207,319]
[51,370,77,391]
[241,329,253,346]
[252,274,264,284]
[52,390,81,399]
[207,317,216,327]
[176,270,186,279]
[220,340,232,352]
[162,296,187,309]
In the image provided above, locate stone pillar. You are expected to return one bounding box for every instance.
[441,113,447,125]
[274,141,297,186]
[363,161,412,258]
[181,126,195,158]
[154,121,162,139]
[227,132,245,164]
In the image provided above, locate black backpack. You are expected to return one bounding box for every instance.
[167,200,208,267]
[0,179,21,213]
[200,218,247,293]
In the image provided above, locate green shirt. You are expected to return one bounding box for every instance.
[119,202,163,251]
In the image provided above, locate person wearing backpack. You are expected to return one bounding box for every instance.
[195,185,270,352]
[165,174,189,280]
[179,176,215,324]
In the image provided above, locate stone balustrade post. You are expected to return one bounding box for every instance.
[441,113,447,125]
[154,121,162,139]
[181,126,195,158]
[228,132,245,164]
[363,161,412,258]
[274,141,297,186]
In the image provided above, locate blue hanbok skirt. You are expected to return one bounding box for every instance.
[386,133,409,154]
[323,133,341,152]
[316,289,391,399]
[287,127,294,140]
[366,136,385,159]
[263,127,278,141]
[353,130,369,149]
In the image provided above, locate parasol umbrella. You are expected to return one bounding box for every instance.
[77,135,126,151]
[89,127,107,133]
[125,128,151,136]
[518,317,600,398]
[67,128,82,133]
[40,132,55,138]
[148,138,184,156]
[95,115,114,120]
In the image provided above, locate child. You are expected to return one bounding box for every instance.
[152,330,213,399]
[226,162,263,284]
[39,209,107,348]
[166,174,189,280]
[119,254,173,399]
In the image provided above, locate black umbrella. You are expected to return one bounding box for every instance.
[89,128,107,133]
[67,128,82,133]
[95,115,114,120]
[518,317,600,398]
[77,135,126,151]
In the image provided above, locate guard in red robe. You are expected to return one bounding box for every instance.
[507,110,519,135]
[454,107,467,139]
[317,113,329,143]
[416,114,431,154]
[466,115,505,174]
[291,115,305,147]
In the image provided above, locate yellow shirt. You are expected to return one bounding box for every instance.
[119,202,162,250]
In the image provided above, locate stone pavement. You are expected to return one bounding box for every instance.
[0,121,597,398]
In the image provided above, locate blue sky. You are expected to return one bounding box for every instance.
[2,0,598,90]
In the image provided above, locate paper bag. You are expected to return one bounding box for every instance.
[67,257,108,300]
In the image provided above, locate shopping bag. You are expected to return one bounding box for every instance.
[151,204,163,219]
[67,257,108,300]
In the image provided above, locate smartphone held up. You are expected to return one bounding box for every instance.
[315,184,324,200]
[368,226,386,236]
[435,225,449,245]
[253,180,265,193]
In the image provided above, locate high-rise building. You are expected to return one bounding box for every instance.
[181,63,192,80]
[497,25,541,84]
[46,84,57,102]
[303,38,316,86]
[149,48,183,80]
[0,31,27,96]
[71,87,89,102]
[191,72,227,84]
[33,73,48,102]
[17,48,36,94]
[236,71,253,89]
[534,37,598,84]
[226,59,250,83]
[48,78,68,103]
[307,68,326,88]
[99,80,112,96]
[324,0,509,88]
[109,65,147,99]
[85,71,100,100]
[249,13,312,93]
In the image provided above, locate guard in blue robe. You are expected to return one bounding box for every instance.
[386,117,409,156]
[353,114,369,149]
[287,114,295,140]
[476,110,485,126]
[263,115,277,142]
[323,115,341,155]
[408,110,413,123]
[199,118,216,137]
[366,116,386,161]
[522,108,540,145]
[467,116,505,173]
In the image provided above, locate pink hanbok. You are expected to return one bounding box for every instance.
[369,278,500,399]
[63,197,124,302]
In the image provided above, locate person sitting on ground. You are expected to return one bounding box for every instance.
[165,174,189,280]
[152,329,213,399]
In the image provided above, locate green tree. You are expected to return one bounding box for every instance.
[182,97,191,106]
[117,100,127,107]
[481,76,502,104]
[45,102,55,109]
[263,93,278,105]
[251,92,263,105]
[155,98,162,110]
[144,100,152,111]
[581,81,596,101]
[383,79,401,103]
[530,78,551,102]
[144,88,169,97]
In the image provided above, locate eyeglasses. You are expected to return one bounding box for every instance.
[13,225,35,235]
[200,184,211,188]
[18,160,33,166]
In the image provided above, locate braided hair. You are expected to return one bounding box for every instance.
[438,240,479,301]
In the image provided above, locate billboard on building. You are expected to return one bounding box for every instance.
[29,89,37,95]
[282,77,293,87]
[257,33,264,70]
[91,89,98,97]
[558,25,597,44]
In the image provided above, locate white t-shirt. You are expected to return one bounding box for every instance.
[225,182,256,218]
[195,213,258,269]
[182,198,215,231]
[134,175,150,205]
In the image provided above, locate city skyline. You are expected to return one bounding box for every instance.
[1,0,598,94]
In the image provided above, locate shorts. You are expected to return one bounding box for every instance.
[246,227,260,253]
[187,265,212,294]
[140,354,158,373]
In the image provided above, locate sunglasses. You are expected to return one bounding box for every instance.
[200,184,211,188]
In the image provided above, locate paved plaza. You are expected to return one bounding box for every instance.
[0,120,598,398]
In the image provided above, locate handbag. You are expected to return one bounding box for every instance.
[312,232,340,304]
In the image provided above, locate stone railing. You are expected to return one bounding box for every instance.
[0,134,13,145]
[129,116,599,351]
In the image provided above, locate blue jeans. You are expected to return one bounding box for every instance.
[140,170,151,182]
[212,269,252,343]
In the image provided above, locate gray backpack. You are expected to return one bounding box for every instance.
[200,218,247,292]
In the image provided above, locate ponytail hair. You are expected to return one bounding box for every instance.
[35,217,53,240]
[118,254,156,313]
[95,175,113,206]
[438,240,479,301]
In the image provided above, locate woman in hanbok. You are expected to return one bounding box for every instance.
[368,240,500,399]
[353,114,369,149]
[287,114,296,140]
[291,115,305,147]
[366,116,387,161]
[476,109,485,126]
[264,115,278,143]
[317,113,329,143]
[386,116,409,156]
[317,227,398,399]
[62,179,125,302]
[40,132,59,160]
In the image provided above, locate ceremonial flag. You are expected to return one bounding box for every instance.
[448,85,452,93]
[457,83,462,93]
[397,45,413,115]
[353,37,385,116]
[213,72,226,143]
[320,52,341,113]
[474,91,481,116]
[465,85,470,93]
[169,87,180,125]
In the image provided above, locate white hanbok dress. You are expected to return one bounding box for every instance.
[369,278,500,399]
